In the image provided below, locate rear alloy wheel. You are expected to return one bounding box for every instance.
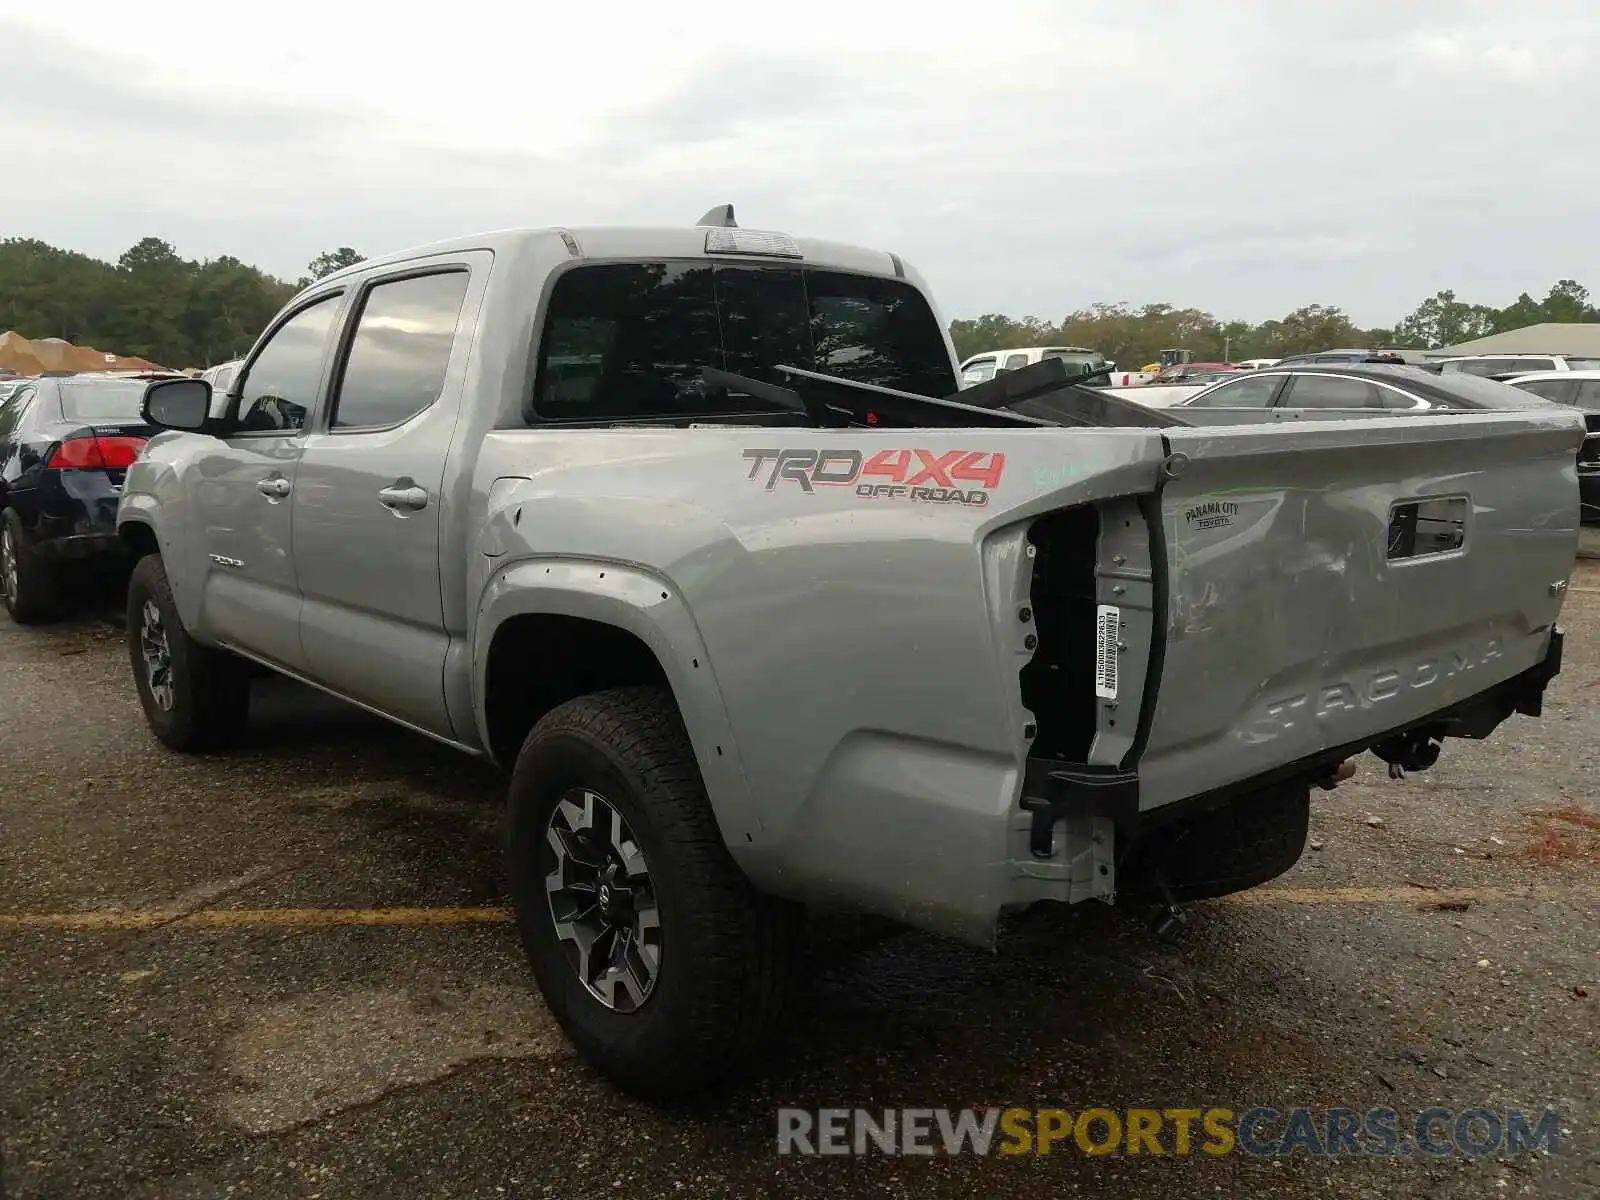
[125,555,251,751]
[508,686,801,1098]
[0,508,58,625]
[543,787,662,1013]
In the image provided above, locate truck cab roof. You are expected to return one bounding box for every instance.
[308,225,914,293]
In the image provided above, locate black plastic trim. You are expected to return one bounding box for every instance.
[1021,763,1137,857]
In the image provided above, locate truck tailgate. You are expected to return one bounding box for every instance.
[1135,409,1583,811]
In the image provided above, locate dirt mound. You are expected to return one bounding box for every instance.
[0,331,166,375]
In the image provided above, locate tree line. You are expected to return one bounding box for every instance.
[2,234,1596,371]
[950,280,1600,367]
[0,238,364,369]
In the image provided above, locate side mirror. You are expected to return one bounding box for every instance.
[142,377,213,433]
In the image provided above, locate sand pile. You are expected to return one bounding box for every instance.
[0,331,166,375]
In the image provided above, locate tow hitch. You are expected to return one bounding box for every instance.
[1148,880,1189,944]
[1372,730,1443,780]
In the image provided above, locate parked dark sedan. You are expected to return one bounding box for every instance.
[1171,362,1594,525]
[1173,361,1551,412]
[1503,370,1600,524]
[0,373,166,622]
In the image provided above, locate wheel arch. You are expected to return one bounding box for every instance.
[118,517,160,560]
[475,558,759,847]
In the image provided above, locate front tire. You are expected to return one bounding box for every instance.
[507,686,800,1099]
[1,508,58,625]
[125,555,251,751]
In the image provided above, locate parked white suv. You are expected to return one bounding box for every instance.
[198,359,243,416]
[958,345,1106,387]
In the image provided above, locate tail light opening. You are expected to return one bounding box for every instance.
[46,434,147,470]
[1021,505,1101,764]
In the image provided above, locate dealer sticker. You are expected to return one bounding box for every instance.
[1095,605,1120,700]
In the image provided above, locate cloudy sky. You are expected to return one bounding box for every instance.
[1,0,1594,326]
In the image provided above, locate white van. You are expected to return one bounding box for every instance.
[958,345,1106,388]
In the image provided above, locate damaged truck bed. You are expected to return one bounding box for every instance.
[120,220,1583,1097]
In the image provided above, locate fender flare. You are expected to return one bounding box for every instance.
[473,557,760,846]
[116,499,202,630]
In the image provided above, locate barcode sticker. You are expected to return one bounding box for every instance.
[1095,605,1120,700]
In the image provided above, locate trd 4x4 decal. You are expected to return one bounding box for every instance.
[741,448,1006,507]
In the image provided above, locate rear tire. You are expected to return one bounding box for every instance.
[1,508,59,625]
[126,554,251,751]
[507,685,800,1099]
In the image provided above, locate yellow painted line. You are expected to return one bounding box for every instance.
[0,906,514,931]
[1225,886,1501,906]
[2,888,1597,932]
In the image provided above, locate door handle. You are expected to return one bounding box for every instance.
[378,484,429,513]
[256,476,291,499]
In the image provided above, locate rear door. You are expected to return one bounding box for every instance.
[291,258,485,737]
[1137,411,1582,810]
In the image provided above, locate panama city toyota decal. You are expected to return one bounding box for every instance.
[741,448,1006,507]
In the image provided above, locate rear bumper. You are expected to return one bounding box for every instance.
[26,470,125,559]
[32,530,125,560]
[745,626,1565,950]
[1018,625,1564,852]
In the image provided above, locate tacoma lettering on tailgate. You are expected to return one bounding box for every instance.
[1252,638,1505,737]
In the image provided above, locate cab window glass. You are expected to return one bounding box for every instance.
[331,272,470,429]
[236,295,340,433]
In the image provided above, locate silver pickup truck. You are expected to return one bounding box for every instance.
[117,210,1582,1097]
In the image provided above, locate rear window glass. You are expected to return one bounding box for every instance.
[1041,349,1106,374]
[57,379,149,423]
[531,262,955,421]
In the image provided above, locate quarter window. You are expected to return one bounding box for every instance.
[331,272,470,430]
[236,295,341,434]
[1281,374,1389,409]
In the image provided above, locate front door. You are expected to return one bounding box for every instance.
[291,266,478,737]
[196,292,344,671]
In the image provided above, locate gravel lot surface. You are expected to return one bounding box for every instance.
[1,570,1596,1199]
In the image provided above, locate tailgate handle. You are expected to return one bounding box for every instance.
[1387,497,1467,560]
